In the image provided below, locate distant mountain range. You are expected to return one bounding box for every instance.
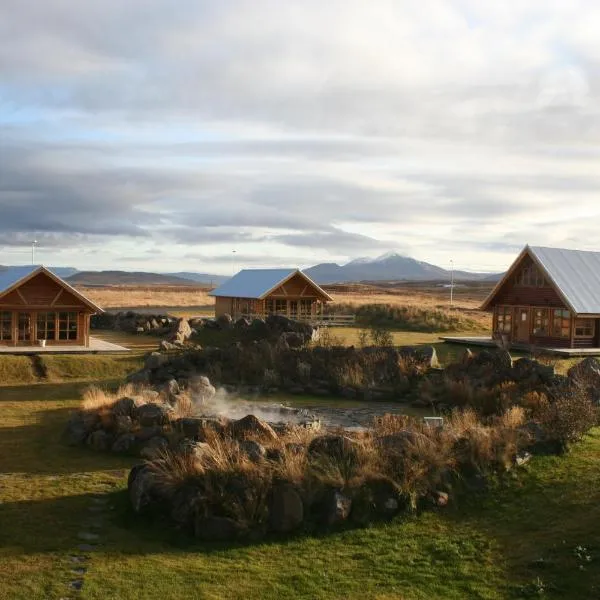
[0,253,501,286]
[304,252,501,283]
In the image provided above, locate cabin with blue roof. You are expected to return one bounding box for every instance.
[0,266,102,347]
[209,268,332,321]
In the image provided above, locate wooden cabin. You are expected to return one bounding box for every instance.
[209,268,332,321]
[0,266,103,347]
[482,246,600,349]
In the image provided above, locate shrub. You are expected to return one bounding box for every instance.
[534,392,598,452]
[370,327,394,347]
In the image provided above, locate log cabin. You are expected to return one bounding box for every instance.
[209,268,333,321]
[482,246,600,349]
[0,266,103,347]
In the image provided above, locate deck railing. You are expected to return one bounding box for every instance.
[239,313,356,327]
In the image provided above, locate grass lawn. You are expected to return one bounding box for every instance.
[1,381,599,599]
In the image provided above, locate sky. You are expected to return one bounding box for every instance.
[1,0,600,275]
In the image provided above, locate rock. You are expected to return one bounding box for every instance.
[194,516,244,541]
[145,352,169,371]
[86,430,112,452]
[138,436,168,459]
[174,318,193,342]
[135,403,171,427]
[319,489,352,527]
[308,435,358,462]
[115,415,133,434]
[431,490,449,507]
[111,433,136,454]
[234,317,251,329]
[280,332,305,349]
[128,465,158,513]
[190,376,216,404]
[239,440,266,462]
[231,414,278,441]
[135,425,164,442]
[512,358,555,384]
[161,379,180,403]
[568,357,600,386]
[174,417,229,440]
[170,485,203,528]
[63,413,92,446]
[159,340,178,352]
[216,314,233,330]
[178,439,211,459]
[112,397,137,418]
[268,483,304,533]
[515,451,532,467]
[350,476,406,524]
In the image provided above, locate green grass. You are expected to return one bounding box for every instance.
[1,382,599,599]
[43,354,143,382]
[0,355,38,385]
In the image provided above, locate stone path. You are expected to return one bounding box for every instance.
[59,494,114,598]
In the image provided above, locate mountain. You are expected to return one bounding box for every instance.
[0,265,79,278]
[66,271,204,286]
[165,272,229,285]
[304,252,497,283]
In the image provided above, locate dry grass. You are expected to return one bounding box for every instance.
[80,382,154,412]
[76,285,215,309]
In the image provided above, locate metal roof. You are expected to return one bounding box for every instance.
[0,265,103,313]
[0,265,42,294]
[529,246,600,315]
[209,268,332,300]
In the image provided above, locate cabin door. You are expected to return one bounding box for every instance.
[515,307,530,343]
[17,312,33,344]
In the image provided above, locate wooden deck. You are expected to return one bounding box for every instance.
[441,336,600,357]
[0,336,129,355]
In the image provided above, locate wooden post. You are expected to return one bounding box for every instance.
[570,313,575,349]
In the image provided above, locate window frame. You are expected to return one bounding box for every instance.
[58,311,79,341]
[532,308,549,336]
[574,318,595,338]
[552,309,571,338]
[0,311,13,341]
[36,312,57,341]
[495,306,513,334]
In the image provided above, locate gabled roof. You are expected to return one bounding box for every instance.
[209,268,333,301]
[482,245,600,315]
[0,265,103,313]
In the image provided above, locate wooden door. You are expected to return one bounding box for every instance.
[515,307,530,343]
[17,312,33,344]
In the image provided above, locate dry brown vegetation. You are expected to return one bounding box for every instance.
[76,285,214,309]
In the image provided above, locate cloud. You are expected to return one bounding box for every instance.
[1,1,600,273]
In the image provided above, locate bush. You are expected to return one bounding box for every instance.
[534,392,599,452]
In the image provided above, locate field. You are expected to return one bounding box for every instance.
[1,376,599,599]
[76,281,493,332]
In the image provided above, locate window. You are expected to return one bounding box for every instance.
[552,309,570,338]
[36,312,56,341]
[58,312,78,341]
[274,299,287,314]
[0,311,12,341]
[575,319,595,337]
[496,306,512,334]
[18,313,31,341]
[532,308,548,336]
[516,264,547,287]
[299,299,312,317]
[265,299,275,314]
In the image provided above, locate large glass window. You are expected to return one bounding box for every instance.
[274,299,287,313]
[532,308,548,336]
[0,311,12,341]
[37,312,56,340]
[516,264,547,287]
[18,313,31,341]
[495,306,512,334]
[58,312,78,341]
[552,309,570,338]
[575,319,595,337]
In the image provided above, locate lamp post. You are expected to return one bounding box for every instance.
[231,249,236,275]
[32,240,38,265]
[450,259,454,308]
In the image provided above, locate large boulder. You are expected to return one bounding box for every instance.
[134,403,171,427]
[145,352,170,371]
[173,318,193,343]
[111,433,136,454]
[194,516,244,542]
[308,435,358,462]
[128,465,159,513]
[350,476,406,525]
[112,397,137,418]
[86,429,112,452]
[190,376,216,404]
[568,357,600,386]
[512,358,555,385]
[216,314,233,330]
[268,483,304,533]
[231,415,278,442]
[316,488,352,527]
[138,436,169,459]
[63,413,93,446]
